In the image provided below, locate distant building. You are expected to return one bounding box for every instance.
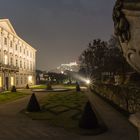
[0,19,36,90]
[57,62,79,73]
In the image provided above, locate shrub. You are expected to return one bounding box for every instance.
[76,82,81,92]
[79,101,99,129]
[46,83,52,90]
[26,84,30,89]
[11,86,16,92]
[27,93,41,112]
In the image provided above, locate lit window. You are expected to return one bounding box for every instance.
[0,77,2,87]
[11,77,14,86]
[4,55,8,65]
[28,76,32,84]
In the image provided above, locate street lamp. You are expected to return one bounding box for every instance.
[86,79,91,85]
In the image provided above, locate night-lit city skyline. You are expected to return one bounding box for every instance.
[0,0,115,70]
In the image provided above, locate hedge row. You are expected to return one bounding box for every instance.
[92,83,140,113]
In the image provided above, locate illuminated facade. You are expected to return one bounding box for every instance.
[0,19,36,90]
[57,62,79,73]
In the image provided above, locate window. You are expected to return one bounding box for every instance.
[21,77,23,84]
[15,44,18,51]
[4,55,8,65]
[30,61,32,70]
[20,60,22,68]
[4,37,7,45]
[20,46,22,53]
[28,76,32,84]
[27,61,29,70]
[10,57,13,65]
[24,77,26,84]
[11,77,14,86]
[10,41,13,47]
[0,77,2,87]
[24,61,26,69]
[16,77,18,85]
[16,59,18,67]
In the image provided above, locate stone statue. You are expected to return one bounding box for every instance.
[113,0,140,73]
[113,0,130,43]
[113,0,140,132]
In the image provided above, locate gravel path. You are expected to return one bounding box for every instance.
[0,91,138,140]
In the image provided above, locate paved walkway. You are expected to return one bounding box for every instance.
[0,91,138,140]
[86,90,139,140]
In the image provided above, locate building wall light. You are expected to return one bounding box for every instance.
[11,77,14,86]
[0,77,2,87]
[4,55,8,65]
[28,76,33,84]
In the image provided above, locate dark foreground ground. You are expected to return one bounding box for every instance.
[0,91,138,140]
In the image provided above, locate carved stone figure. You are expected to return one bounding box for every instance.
[113,0,140,73]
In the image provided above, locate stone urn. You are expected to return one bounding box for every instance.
[113,0,140,72]
[113,0,140,136]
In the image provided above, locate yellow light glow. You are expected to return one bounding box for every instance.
[0,77,2,87]
[11,77,14,86]
[4,55,8,65]
[86,79,91,85]
[28,76,32,84]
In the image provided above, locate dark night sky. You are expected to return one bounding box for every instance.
[0,0,115,70]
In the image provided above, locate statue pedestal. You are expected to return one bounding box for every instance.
[113,1,140,139]
[121,9,140,138]
[129,113,140,139]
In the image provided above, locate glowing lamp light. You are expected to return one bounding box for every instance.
[28,76,32,84]
[86,79,91,85]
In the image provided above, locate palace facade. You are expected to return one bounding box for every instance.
[0,19,36,90]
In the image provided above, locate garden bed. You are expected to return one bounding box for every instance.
[24,90,106,135]
[0,91,29,104]
[25,91,87,131]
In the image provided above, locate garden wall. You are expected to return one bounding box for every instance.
[92,83,140,113]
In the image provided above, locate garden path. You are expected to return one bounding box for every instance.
[0,90,138,140]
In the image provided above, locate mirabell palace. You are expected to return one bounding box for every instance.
[0,19,36,90]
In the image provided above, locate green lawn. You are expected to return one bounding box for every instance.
[30,85,47,89]
[25,91,88,132]
[62,84,76,89]
[0,91,29,104]
[30,84,76,90]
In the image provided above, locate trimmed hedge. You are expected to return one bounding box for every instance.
[92,83,140,113]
